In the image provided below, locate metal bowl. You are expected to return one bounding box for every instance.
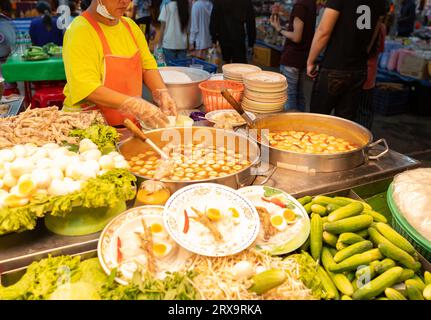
[159,67,210,110]
[248,113,389,173]
[117,127,265,193]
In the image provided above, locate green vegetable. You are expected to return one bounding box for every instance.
[0,169,136,235]
[310,214,323,261]
[356,229,369,239]
[336,242,349,251]
[69,124,120,154]
[248,269,287,295]
[297,196,312,206]
[263,186,282,197]
[341,295,352,300]
[374,259,396,275]
[406,282,424,300]
[321,247,354,296]
[311,204,327,216]
[368,227,393,248]
[425,271,431,285]
[424,284,431,300]
[327,202,364,222]
[329,249,383,273]
[333,241,373,263]
[303,202,313,214]
[374,222,417,257]
[352,267,403,300]
[399,269,415,282]
[405,278,425,292]
[338,232,365,245]
[316,266,339,300]
[49,282,101,300]
[324,215,373,234]
[313,196,350,207]
[326,204,341,213]
[378,243,421,271]
[323,231,338,248]
[362,210,388,223]
[355,261,381,280]
[385,288,406,300]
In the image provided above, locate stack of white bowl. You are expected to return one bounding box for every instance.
[242,71,287,113]
[222,64,262,83]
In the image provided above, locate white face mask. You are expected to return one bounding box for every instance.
[96,0,116,20]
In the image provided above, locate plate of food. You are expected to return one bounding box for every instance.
[238,186,310,255]
[163,183,260,257]
[98,205,192,285]
[205,110,256,127]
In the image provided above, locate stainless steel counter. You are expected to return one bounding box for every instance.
[0,148,421,274]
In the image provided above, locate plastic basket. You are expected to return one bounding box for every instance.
[198,80,244,112]
[167,57,218,74]
[373,83,410,115]
[387,183,431,261]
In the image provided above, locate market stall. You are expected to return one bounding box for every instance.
[0,65,430,301]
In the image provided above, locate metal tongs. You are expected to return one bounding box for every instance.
[124,119,175,179]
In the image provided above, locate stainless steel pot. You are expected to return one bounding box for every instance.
[117,127,274,193]
[247,113,389,173]
[159,67,210,110]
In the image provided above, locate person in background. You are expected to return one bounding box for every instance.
[210,0,256,64]
[133,0,152,39]
[0,0,12,17]
[306,0,386,121]
[397,0,416,37]
[357,23,386,130]
[29,1,64,46]
[269,0,316,112]
[158,0,189,62]
[189,0,213,59]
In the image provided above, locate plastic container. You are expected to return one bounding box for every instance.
[373,83,410,115]
[387,183,431,261]
[199,80,244,112]
[168,57,218,74]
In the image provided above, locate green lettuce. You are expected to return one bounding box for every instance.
[0,169,137,235]
[68,124,120,154]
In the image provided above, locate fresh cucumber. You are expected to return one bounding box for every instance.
[297,196,312,206]
[352,266,403,300]
[424,271,431,285]
[374,258,396,275]
[378,243,421,271]
[326,203,341,213]
[355,260,381,280]
[303,202,313,214]
[362,210,388,223]
[385,288,407,300]
[323,231,338,248]
[334,241,373,263]
[311,204,328,216]
[313,195,350,207]
[310,214,323,261]
[338,232,365,245]
[329,249,383,273]
[321,247,354,296]
[324,215,373,234]
[406,282,424,300]
[374,222,417,257]
[424,284,431,300]
[317,266,339,300]
[399,269,415,282]
[328,202,364,222]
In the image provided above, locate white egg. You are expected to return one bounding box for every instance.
[114,160,130,169]
[0,149,16,163]
[113,155,126,163]
[0,168,4,179]
[49,168,64,180]
[97,169,108,176]
[232,261,254,280]
[3,172,17,188]
[51,156,70,172]
[15,178,37,197]
[24,144,38,157]
[99,155,115,170]
[68,180,83,193]
[48,179,69,196]
[85,160,100,173]
[34,189,48,197]
[152,241,173,259]
[49,147,70,160]
[43,143,60,150]
[31,170,52,189]
[108,151,120,157]
[17,174,32,184]
[79,139,98,153]
[79,166,97,180]
[12,145,27,158]
[81,149,102,162]
[65,163,81,180]
[10,158,34,177]
[31,148,49,161]
[36,158,53,169]
[255,266,268,274]
[0,190,8,208]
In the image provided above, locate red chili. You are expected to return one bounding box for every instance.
[117,237,123,264]
[261,197,287,208]
[183,209,189,233]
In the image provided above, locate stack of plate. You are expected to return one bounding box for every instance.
[222,64,262,83]
[242,71,287,113]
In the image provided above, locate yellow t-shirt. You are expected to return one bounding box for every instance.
[62,16,157,110]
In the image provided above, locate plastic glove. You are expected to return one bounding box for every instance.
[119,97,169,129]
[152,88,178,116]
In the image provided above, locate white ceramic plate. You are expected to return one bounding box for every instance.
[222,64,262,77]
[243,71,287,85]
[163,183,260,257]
[205,109,256,127]
[98,205,192,285]
[237,186,310,255]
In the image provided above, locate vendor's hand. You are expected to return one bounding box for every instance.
[307,62,319,79]
[270,14,281,32]
[119,97,169,128]
[152,88,178,117]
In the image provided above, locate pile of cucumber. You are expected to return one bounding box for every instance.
[298,195,431,300]
[43,42,62,56]
[22,46,49,61]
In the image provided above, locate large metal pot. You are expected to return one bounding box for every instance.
[247,113,389,173]
[159,67,210,110]
[118,127,273,193]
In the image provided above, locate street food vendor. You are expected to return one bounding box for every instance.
[62,0,176,129]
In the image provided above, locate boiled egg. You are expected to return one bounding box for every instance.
[12,145,27,158]
[43,143,60,150]
[65,163,82,180]
[152,241,173,258]
[0,149,15,163]
[49,147,70,160]
[0,179,3,189]
[48,179,70,197]
[228,207,241,225]
[51,156,70,172]
[149,222,169,239]
[36,158,53,170]
[99,155,115,170]
[10,158,33,177]
[49,168,64,181]
[0,168,4,179]
[81,149,102,162]
[282,209,297,223]
[3,193,29,208]
[30,148,49,162]
[3,172,17,189]
[0,190,8,208]
[24,144,38,157]
[270,213,287,231]
[232,261,254,280]
[79,139,98,153]
[15,177,37,197]
[84,160,101,174]
[31,170,52,189]
[206,208,222,222]
[114,160,130,170]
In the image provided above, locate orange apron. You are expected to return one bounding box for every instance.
[82,11,142,127]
